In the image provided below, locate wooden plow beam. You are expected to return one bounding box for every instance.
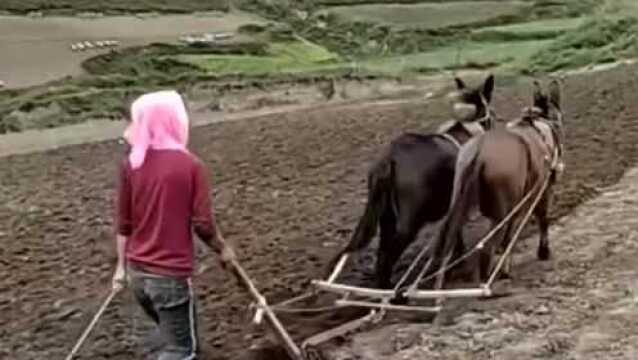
[314,280,492,300]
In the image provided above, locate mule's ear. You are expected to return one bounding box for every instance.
[482,74,495,102]
[548,79,561,108]
[454,76,466,90]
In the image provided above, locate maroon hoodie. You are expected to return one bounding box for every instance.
[116,149,216,278]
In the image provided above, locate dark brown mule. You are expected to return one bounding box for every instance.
[432,79,564,298]
[327,74,497,291]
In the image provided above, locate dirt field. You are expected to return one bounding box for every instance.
[2,63,638,360]
[0,12,261,88]
[327,165,638,359]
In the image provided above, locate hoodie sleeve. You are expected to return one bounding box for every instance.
[116,159,133,236]
[192,159,218,248]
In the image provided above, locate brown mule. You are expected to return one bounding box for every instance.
[431,79,564,303]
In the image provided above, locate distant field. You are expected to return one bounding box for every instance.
[362,39,554,74]
[178,40,342,75]
[475,17,587,36]
[316,0,528,5]
[0,12,262,88]
[0,0,228,14]
[324,1,530,29]
[603,0,638,14]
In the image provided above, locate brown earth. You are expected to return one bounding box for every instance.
[326,166,638,360]
[1,63,638,360]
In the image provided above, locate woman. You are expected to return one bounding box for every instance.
[112,90,236,359]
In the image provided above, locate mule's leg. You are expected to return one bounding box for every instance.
[500,221,516,279]
[389,217,421,304]
[376,207,398,289]
[377,223,418,291]
[484,189,516,282]
[535,191,552,261]
[433,227,459,308]
[432,245,455,326]
[476,221,506,283]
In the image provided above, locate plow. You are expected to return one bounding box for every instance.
[238,150,556,360]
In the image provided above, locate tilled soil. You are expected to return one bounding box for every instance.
[325,167,638,360]
[2,64,638,360]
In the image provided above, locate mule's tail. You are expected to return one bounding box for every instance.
[325,156,394,275]
[433,137,483,273]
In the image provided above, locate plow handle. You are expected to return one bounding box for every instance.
[229,260,305,360]
[65,289,118,360]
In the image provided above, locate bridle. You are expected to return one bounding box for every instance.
[476,92,496,130]
[440,95,495,150]
[514,102,565,168]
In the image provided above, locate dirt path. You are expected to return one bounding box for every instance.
[0,70,488,157]
[0,97,423,157]
[325,165,638,360]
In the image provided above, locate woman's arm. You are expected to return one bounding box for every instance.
[113,160,132,290]
[192,161,236,261]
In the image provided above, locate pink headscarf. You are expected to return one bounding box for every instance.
[124,90,190,169]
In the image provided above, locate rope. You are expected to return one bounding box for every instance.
[392,242,433,292]
[406,255,435,293]
[65,289,120,360]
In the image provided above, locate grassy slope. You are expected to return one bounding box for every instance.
[527,17,638,73]
[476,17,586,35]
[0,0,228,14]
[362,40,554,74]
[178,40,341,75]
[325,1,530,29]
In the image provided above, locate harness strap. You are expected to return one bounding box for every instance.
[462,121,485,137]
[439,133,461,150]
[436,95,494,150]
[507,116,562,172]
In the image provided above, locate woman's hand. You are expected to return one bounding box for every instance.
[112,265,127,293]
[220,246,237,268]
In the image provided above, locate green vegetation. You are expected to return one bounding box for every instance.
[237,0,597,57]
[178,40,341,75]
[363,39,553,74]
[3,0,637,135]
[324,1,530,29]
[82,42,268,77]
[0,0,228,15]
[472,17,586,41]
[600,0,638,15]
[0,38,372,133]
[527,17,638,73]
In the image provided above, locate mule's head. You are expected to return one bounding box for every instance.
[532,78,563,128]
[447,74,495,129]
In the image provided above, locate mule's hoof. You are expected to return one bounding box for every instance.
[537,246,551,261]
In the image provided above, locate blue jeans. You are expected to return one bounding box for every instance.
[129,268,199,360]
